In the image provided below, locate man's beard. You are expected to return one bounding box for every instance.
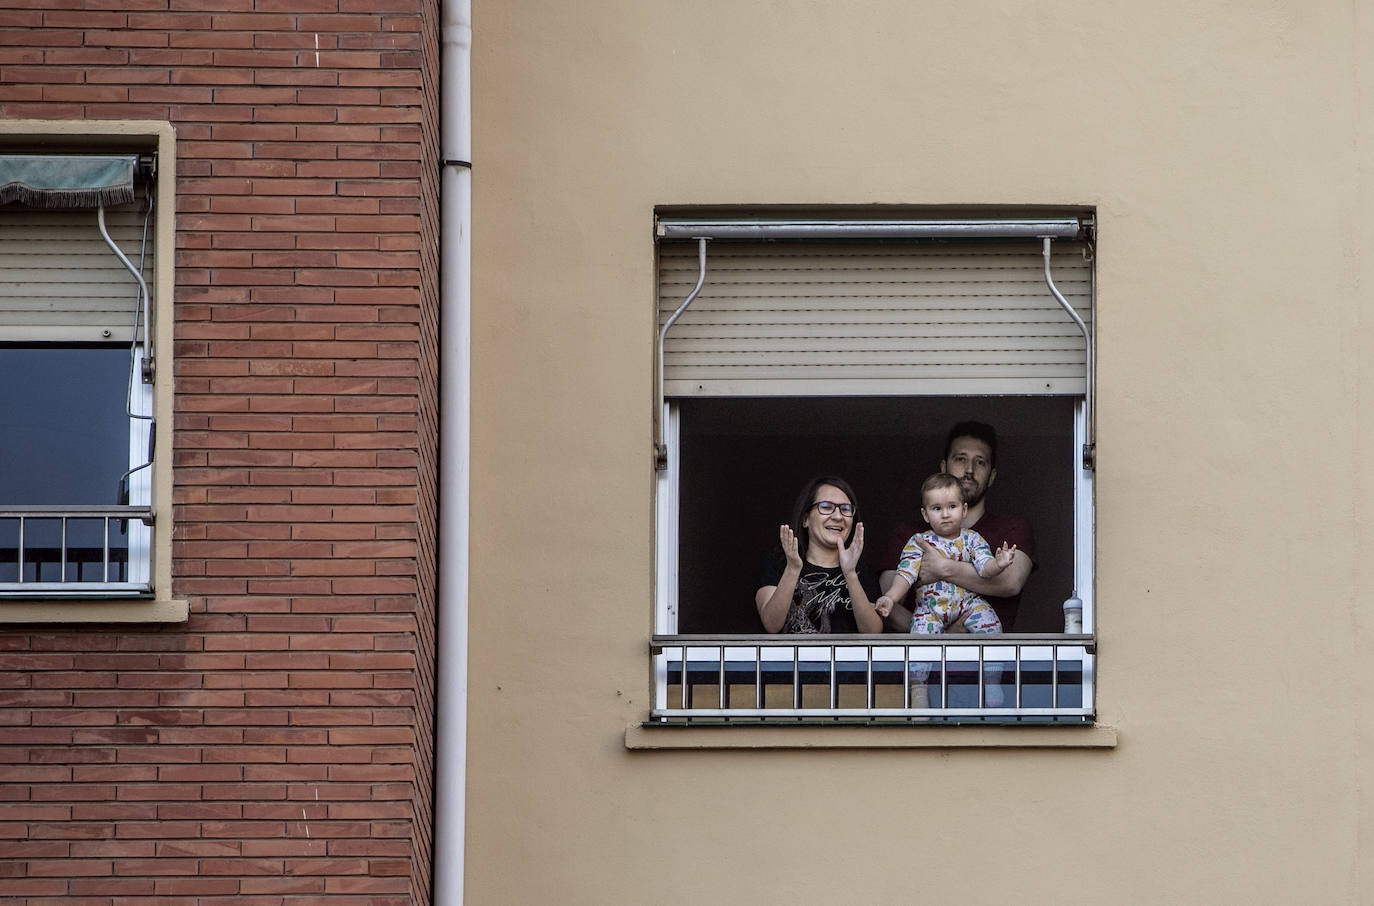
[961,479,986,507]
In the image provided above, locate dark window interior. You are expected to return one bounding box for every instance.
[1,344,129,505]
[676,396,1078,633]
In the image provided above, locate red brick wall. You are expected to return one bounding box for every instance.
[0,2,440,902]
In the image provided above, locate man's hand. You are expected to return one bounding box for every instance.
[945,611,973,633]
[913,536,957,584]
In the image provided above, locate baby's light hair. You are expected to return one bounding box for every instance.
[920,471,964,504]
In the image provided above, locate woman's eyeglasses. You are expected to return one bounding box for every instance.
[808,501,855,517]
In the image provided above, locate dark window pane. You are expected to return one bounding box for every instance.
[0,345,129,505]
[66,517,126,583]
[21,518,60,582]
[0,518,16,582]
[676,396,1076,633]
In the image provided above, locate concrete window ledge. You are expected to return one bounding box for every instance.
[0,598,189,623]
[626,723,1118,750]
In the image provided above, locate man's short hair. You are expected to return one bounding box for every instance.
[944,421,998,468]
[920,471,964,502]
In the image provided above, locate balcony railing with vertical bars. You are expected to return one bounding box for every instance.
[0,506,152,596]
[650,634,1095,724]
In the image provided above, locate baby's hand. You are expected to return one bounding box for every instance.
[874,595,893,618]
[994,542,1018,569]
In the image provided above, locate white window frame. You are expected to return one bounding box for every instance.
[649,212,1096,723]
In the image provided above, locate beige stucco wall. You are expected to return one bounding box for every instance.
[469,2,1366,902]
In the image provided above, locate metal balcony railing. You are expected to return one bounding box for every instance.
[0,506,152,596]
[650,633,1095,724]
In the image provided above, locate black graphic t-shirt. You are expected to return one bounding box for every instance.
[758,550,879,633]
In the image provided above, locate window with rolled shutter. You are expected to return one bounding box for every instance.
[0,154,156,597]
[648,212,1098,723]
[653,213,1095,635]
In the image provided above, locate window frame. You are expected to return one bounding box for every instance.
[0,121,185,623]
[648,210,1096,724]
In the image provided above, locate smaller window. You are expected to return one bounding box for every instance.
[0,124,183,620]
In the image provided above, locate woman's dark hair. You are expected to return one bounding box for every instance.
[789,475,860,563]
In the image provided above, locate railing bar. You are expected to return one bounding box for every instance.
[1052,643,1060,709]
[940,643,947,712]
[866,645,873,710]
[0,506,151,515]
[60,517,68,583]
[978,643,986,708]
[103,517,111,583]
[1015,645,1023,711]
[680,646,688,711]
[829,645,837,710]
[793,647,800,710]
[16,516,25,584]
[903,645,910,711]
[755,646,762,710]
[718,645,726,710]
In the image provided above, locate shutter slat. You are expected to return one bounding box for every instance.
[668,336,1088,354]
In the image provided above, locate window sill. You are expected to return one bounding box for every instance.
[0,597,188,623]
[625,722,1117,750]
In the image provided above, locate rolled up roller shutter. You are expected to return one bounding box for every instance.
[657,237,1091,397]
[0,154,149,343]
[0,206,152,342]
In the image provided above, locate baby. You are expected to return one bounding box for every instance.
[875,472,1016,706]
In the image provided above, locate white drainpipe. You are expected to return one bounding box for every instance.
[435,1,471,903]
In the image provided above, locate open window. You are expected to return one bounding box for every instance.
[650,209,1095,723]
[0,123,183,621]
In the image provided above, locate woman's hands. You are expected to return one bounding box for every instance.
[780,524,803,571]
[838,523,884,633]
[837,522,864,576]
[756,524,805,634]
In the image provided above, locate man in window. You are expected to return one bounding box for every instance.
[878,421,1036,632]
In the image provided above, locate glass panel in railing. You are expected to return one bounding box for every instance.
[1015,645,1056,716]
[907,643,943,710]
[832,645,870,709]
[0,518,17,583]
[871,645,906,710]
[984,643,1015,709]
[795,645,831,710]
[1055,647,1085,709]
[721,645,759,710]
[757,644,796,713]
[64,518,114,583]
[21,518,61,583]
[661,645,686,712]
